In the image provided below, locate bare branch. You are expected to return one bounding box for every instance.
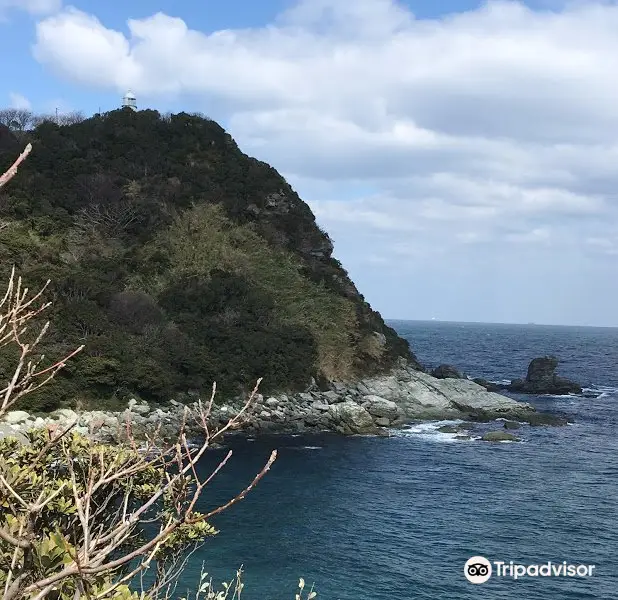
[0,144,32,190]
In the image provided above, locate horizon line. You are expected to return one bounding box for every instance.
[384,318,618,329]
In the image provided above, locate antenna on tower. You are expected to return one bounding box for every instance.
[122,90,137,111]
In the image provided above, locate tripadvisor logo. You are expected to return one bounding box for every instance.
[464,556,596,583]
[464,556,492,584]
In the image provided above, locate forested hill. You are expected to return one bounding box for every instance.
[0,109,420,411]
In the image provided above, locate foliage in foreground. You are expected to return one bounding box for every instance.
[0,148,316,600]
[0,263,308,600]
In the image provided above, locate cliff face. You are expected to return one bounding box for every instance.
[0,109,420,411]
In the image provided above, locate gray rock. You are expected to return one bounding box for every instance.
[129,401,151,416]
[311,401,330,412]
[51,408,79,421]
[3,410,30,425]
[331,382,348,394]
[437,425,459,433]
[431,364,464,379]
[322,390,341,404]
[328,401,375,434]
[525,412,569,427]
[33,417,50,428]
[359,366,533,421]
[503,421,521,430]
[482,431,521,442]
[265,397,279,407]
[356,382,371,395]
[375,417,390,427]
[361,395,402,421]
[509,356,582,395]
[303,413,322,427]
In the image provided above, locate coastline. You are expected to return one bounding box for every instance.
[0,359,564,445]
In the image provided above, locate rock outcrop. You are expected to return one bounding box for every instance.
[357,361,534,422]
[430,364,465,379]
[2,360,565,444]
[508,356,582,395]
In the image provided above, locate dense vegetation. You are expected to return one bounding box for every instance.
[0,109,417,411]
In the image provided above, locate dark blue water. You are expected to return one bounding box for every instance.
[179,321,618,599]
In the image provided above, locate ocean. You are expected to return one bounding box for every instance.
[177,321,618,599]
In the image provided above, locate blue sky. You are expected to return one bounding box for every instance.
[2,0,492,115]
[2,0,618,326]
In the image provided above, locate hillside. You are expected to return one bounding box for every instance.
[0,109,420,411]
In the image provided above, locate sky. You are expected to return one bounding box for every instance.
[1,0,618,327]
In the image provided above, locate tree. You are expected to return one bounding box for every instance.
[75,173,142,235]
[0,147,316,600]
[57,111,86,126]
[0,109,35,131]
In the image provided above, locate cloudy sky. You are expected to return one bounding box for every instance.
[1,0,618,326]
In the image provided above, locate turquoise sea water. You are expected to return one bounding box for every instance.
[175,321,618,599]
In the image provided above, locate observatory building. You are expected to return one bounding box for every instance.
[122,90,137,111]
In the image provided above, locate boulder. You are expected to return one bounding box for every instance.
[3,411,30,425]
[431,364,464,379]
[361,395,403,421]
[524,412,569,427]
[503,421,521,430]
[322,390,342,404]
[133,403,151,416]
[437,425,459,433]
[482,431,521,442]
[509,356,582,395]
[328,401,376,434]
[51,408,79,422]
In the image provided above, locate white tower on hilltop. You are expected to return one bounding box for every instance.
[122,90,137,111]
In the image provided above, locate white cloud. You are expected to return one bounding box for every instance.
[29,0,618,324]
[8,92,31,109]
[0,0,60,16]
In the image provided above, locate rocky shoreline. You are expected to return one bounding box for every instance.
[0,360,567,445]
